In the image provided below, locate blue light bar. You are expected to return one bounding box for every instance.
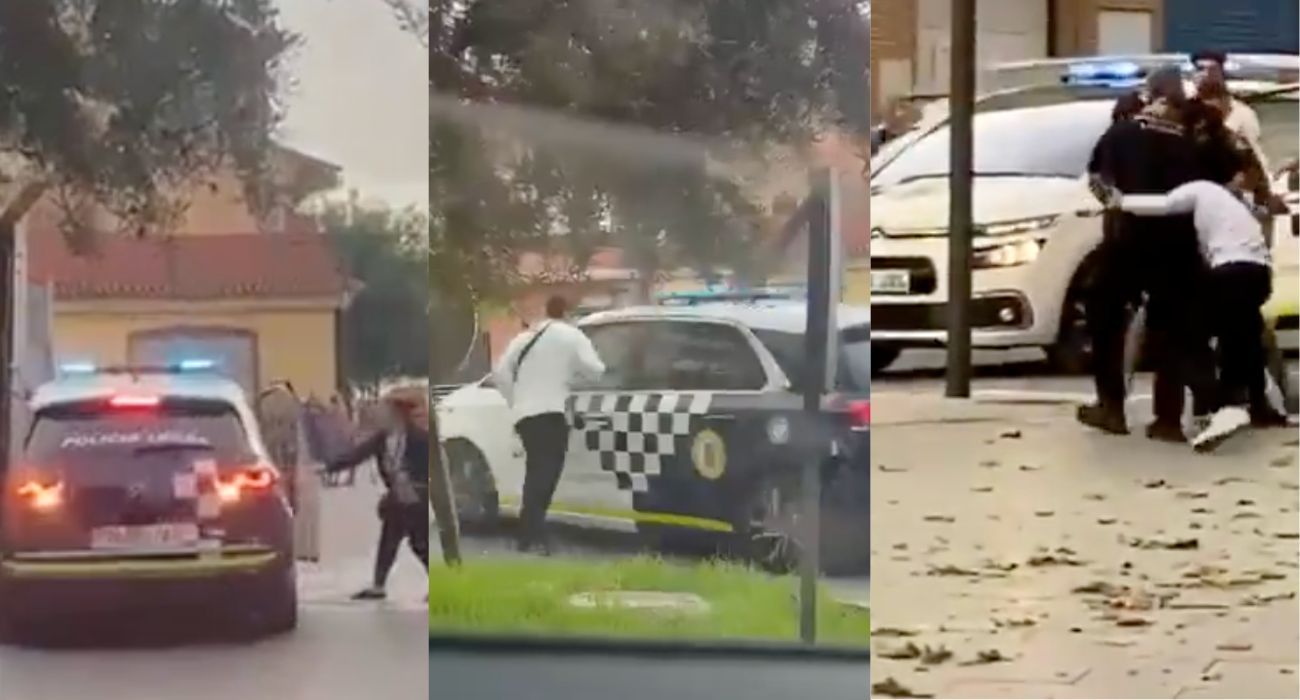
[1063,60,1145,87]
[59,361,97,375]
[177,358,217,371]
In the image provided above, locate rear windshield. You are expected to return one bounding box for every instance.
[752,325,871,393]
[25,399,251,463]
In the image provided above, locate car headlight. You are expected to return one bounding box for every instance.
[978,215,1060,237]
[972,238,1044,269]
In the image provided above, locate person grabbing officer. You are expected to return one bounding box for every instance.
[1079,65,1229,440]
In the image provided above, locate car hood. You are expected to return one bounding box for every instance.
[870,176,1093,236]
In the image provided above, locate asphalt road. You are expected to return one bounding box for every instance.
[0,470,428,700]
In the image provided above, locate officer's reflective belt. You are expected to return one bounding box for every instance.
[500,498,733,533]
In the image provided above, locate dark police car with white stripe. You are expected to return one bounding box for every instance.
[438,293,871,573]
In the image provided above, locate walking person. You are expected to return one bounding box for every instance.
[494,295,605,554]
[1105,178,1273,451]
[322,388,429,600]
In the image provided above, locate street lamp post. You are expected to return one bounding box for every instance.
[945,0,976,398]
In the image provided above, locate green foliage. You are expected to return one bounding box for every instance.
[0,0,292,242]
[323,204,429,392]
[429,0,869,304]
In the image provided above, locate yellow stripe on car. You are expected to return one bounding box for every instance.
[1,551,277,579]
[499,498,734,533]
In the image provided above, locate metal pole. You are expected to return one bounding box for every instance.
[945,0,976,398]
[799,169,832,644]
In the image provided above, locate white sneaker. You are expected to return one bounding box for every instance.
[1191,406,1250,453]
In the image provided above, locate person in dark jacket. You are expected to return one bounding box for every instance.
[324,391,429,600]
[1079,67,1234,440]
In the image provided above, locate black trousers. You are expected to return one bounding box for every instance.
[374,496,429,587]
[515,412,570,545]
[1087,216,1215,422]
[1210,262,1272,408]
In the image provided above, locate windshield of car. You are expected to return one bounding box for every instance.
[752,326,871,394]
[872,93,1115,190]
[1252,89,1300,168]
[25,399,252,465]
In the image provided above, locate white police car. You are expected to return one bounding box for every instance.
[437,296,872,572]
[870,54,1300,373]
[0,361,296,641]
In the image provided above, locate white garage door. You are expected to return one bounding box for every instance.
[129,328,258,399]
[915,0,1048,93]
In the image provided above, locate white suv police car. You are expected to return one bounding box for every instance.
[437,297,872,573]
[870,54,1299,373]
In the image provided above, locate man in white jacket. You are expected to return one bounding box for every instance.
[1107,180,1272,452]
[494,295,606,553]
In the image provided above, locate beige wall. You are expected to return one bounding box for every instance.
[52,300,339,399]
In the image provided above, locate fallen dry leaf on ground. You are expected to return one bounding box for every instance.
[920,645,953,665]
[1216,642,1254,652]
[979,460,1000,468]
[1074,581,1128,596]
[1034,510,1055,518]
[1018,464,1041,472]
[1128,536,1199,550]
[1214,476,1252,485]
[927,564,981,577]
[971,485,994,493]
[1027,554,1085,567]
[1176,491,1210,500]
[873,627,919,638]
[1142,478,1169,489]
[872,678,933,698]
[993,617,1037,628]
[1097,517,1118,525]
[877,641,922,660]
[960,649,1010,666]
[999,430,1022,439]
[1116,616,1153,627]
[923,514,955,523]
[878,465,909,473]
[1270,455,1295,468]
[1084,493,1107,501]
[1241,591,1297,606]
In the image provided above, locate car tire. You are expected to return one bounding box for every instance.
[255,579,299,637]
[1048,288,1093,375]
[871,345,901,375]
[445,440,500,532]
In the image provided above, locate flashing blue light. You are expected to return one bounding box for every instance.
[177,358,217,372]
[1064,60,1144,87]
[59,361,97,375]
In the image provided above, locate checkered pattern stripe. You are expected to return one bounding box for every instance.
[569,392,713,493]
[173,458,223,552]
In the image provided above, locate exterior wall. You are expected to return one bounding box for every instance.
[50,301,339,400]
[871,0,920,115]
[1162,0,1297,53]
[1054,0,1165,56]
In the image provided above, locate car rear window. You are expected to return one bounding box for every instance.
[24,399,252,463]
[583,321,767,391]
[753,325,871,393]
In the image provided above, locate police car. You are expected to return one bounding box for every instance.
[0,361,296,640]
[437,296,872,573]
[870,54,1300,373]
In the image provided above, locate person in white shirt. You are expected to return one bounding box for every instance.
[493,295,605,552]
[1107,180,1272,451]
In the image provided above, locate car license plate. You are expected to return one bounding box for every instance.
[91,522,200,550]
[871,269,910,294]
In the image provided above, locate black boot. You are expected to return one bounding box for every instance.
[1145,421,1187,443]
[1077,403,1129,435]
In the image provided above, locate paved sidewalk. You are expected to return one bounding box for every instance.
[870,391,1299,699]
[298,471,427,608]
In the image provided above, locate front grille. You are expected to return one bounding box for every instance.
[873,295,1032,332]
[873,256,937,294]
[1277,315,1298,332]
[430,384,463,405]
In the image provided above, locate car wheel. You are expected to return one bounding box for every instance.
[740,476,803,574]
[254,579,299,637]
[445,440,500,531]
[871,345,901,375]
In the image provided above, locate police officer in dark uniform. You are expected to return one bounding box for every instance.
[1079,66,1235,440]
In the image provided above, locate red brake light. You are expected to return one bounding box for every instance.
[109,394,160,408]
[216,464,279,503]
[846,399,871,427]
[16,478,64,511]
